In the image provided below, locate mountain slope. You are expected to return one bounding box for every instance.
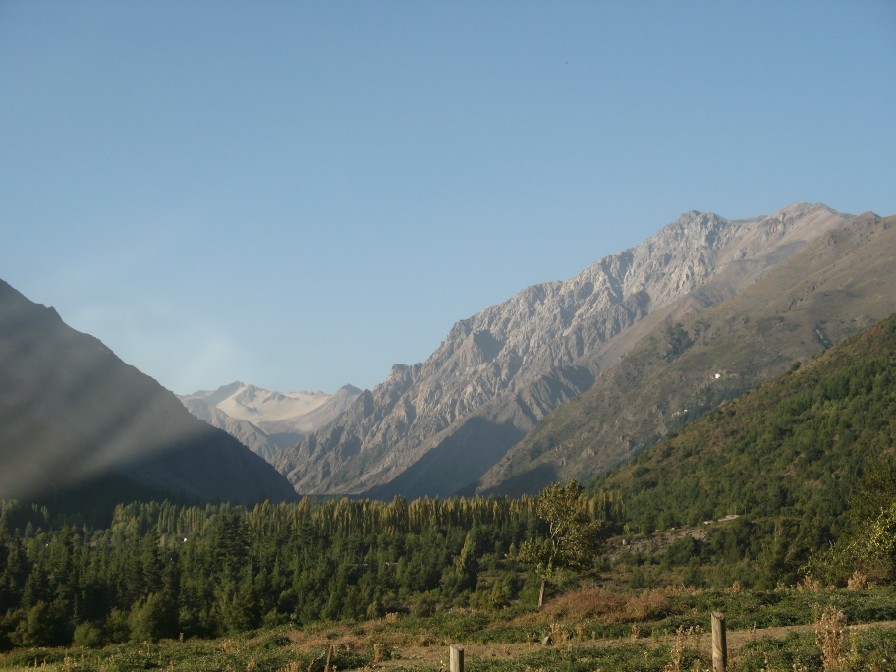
[479,213,896,494]
[592,309,896,532]
[0,280,297,504]
[275,202,855,497]
[176,397,284,463]
[179,382,361,462]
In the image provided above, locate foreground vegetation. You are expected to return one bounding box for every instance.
[2,477,895,670]
[2,581,895,671]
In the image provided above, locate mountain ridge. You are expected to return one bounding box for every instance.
[0,279,297,504]
[178,381,361,462]
[274,202,857,498]
[478,213,896,494]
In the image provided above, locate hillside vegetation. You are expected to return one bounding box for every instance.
[593,311,896,586]
[486,214,896,494]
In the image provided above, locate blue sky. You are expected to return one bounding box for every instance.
[1,2,894,395]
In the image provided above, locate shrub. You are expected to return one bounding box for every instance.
[73,622,104,648]
[625,590,672,621]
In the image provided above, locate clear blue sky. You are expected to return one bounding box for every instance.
[1,2,894,394]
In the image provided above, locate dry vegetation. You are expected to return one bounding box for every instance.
[3,581,896,671]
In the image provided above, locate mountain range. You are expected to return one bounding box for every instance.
[271,203,896,498]
[5,202,894,507]
[178,382,361,462]
[483,211,896,495]
[0,280,297,505]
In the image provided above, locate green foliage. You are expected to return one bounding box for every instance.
[71,622,102,648]
[736,626,896,672]
[128,591,177,642]
[515,480,604,606]
[812,456,896,584]
[2,584,896,670]
[595,313,896,586]
[0,495,539,648]
[0,633,370,672]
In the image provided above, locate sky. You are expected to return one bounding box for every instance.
[1,2,894,395]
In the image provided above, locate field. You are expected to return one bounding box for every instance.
[3,583,895,671]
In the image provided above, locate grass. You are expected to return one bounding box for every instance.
[0,635,368,672]
[3,584,896,671]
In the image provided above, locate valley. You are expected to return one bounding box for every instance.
[1,204,895,671]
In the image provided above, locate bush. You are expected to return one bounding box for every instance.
[625,590,672,621]
[73,622,104,648]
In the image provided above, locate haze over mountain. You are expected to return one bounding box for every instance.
[274,203,893,499]
[178,382,361,462]
[0,280,297,505]
[6,203,890,507]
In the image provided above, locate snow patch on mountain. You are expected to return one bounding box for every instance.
[179,382,361,462]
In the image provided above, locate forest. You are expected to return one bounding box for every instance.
[0,491,625,649]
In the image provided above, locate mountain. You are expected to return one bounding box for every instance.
[481,213,896,494]
[0,279,297,505]
[592,309,896,533]
[275,202,862,498]
[179,382,361,462]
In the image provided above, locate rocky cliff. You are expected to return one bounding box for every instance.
[479,212,896,495]
[274,203,854,497]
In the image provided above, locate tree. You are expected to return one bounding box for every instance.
[814,456,896,584]
[515,480,604,607]
[453,528,481,593]
[128,591,177,642]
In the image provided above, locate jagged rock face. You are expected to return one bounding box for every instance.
[479,214,896,496]
[179,398,284,462]
[274,203,854,497]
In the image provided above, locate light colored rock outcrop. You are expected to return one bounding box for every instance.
[179,382,361,462]
[275,203,853,497]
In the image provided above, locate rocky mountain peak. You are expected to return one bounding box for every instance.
[195,380,246,406]
[274,203,857,498]
[178,380,362,462]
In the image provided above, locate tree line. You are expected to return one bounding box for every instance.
[0,490,623,649]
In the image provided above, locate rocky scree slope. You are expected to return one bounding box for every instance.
[274,203,853,498]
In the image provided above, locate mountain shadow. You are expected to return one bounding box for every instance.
[0,279,297,506]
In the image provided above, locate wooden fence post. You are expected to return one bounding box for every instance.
[711,611,727,672]
[450,644,464,672]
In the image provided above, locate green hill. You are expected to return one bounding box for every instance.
[594,310,896,538]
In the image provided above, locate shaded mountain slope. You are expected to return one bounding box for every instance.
[0,280,297,504]
[275,203,855,497]
[480,214,896,495]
